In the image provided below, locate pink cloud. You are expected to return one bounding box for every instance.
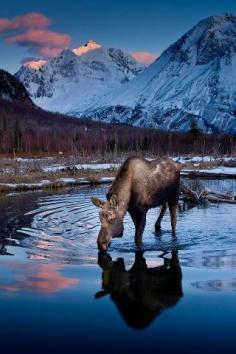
[131,51,158,65]
[0,12,71,58]
[38,46,67,58]
[6,30,71,58]
[0,13,50,33]
[6,30,71,52]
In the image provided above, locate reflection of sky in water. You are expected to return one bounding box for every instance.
[5,181,234,267]
[0,182,236,352]
[0,261,79,293]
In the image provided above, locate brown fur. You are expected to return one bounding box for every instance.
[91,156,180,251]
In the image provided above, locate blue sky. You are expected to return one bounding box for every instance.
[1,0,236,73]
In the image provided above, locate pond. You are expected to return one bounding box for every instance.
[0,180,236,354]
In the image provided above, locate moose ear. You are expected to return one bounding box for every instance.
[91,197,105,208]
[109,194,118,209]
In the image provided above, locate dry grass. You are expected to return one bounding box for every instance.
[0,168,116,185]
[0,184,11,193]
[0,155,235,190]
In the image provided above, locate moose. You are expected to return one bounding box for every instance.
[95,250,183,329]
[91,157,180,251]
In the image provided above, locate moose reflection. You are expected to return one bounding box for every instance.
[95,250,183,329]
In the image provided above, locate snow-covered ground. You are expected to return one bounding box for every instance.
[43,163,120,172]
[185,167,236,175]
[0,155,235,173]
[0,154,236,193]
[41,156,235,172]
[172,156,235,164]
[0,177,115,192]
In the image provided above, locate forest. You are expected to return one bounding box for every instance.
[0,98,235,156]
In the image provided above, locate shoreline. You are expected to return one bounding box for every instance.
[0,170,236,195]
[0,155,235,194]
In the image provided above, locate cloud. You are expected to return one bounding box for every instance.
[6,30,71,58]
[131,51,158,65]
[0,12,71,59]
[0,12,50,33]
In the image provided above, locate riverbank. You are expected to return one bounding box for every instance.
[0,154,235,193]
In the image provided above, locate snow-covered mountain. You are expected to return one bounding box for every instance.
[15,40,144,115]
[85,14,236,134]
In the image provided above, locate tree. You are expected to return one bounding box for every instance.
[189,119,202,140]
[13,120,22,152]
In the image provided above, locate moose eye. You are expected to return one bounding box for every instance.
[107,212,115,223]
[99,211,106,219]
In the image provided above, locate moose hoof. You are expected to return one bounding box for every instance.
[135,237,142,246]
[155,224,162,234]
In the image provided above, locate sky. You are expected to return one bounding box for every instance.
[0,0,236,73]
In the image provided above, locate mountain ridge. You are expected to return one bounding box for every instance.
[15,14,236,135]
[15,41,144,115]
[84,13,236,134]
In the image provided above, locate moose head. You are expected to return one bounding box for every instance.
[91,195,124,251]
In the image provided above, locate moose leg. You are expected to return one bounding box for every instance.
[134,210,147,245]
[128,208,137,225]
[168,200,178,236]
[155,204,167,233]
[130,250,147,271]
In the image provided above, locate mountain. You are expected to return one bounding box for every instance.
[0,69,33,106]
[15,40,144,116]
[85,14,236,134]
[0,70,233,155]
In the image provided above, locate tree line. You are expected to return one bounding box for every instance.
[0,99,235,156]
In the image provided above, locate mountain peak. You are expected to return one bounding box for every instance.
[72,40,102,57]
[23,59,47,70]
[85,40,101,47]
[164,12,236,66]
[15,40,143,114]
[82,13,236,134]
[202,13,236,26]
[195,12,236,36]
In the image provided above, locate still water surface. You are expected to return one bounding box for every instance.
[0,180,236,354]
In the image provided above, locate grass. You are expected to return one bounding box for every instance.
[0,167,116,185]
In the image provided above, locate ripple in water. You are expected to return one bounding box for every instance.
[14,181,236,268]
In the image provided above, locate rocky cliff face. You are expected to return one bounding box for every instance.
[0,69,33,106]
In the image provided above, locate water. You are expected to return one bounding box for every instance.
[0,180,236,354]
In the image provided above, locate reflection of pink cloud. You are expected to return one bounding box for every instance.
[0,13,50,33]
[23,264,79,293]
[131,51,158,65]
[6,30,71,58]
[0,262,79,293]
